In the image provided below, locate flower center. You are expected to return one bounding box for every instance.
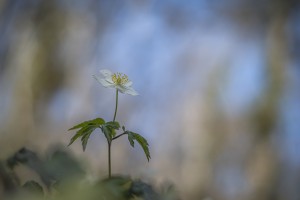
[112,73,129,85]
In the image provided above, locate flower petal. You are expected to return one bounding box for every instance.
[123,86,139,96]
[105,76,114,84]
[115,85,126,93]
[124,80,133,87]
[100,69,112,77]
[93,75,115,88]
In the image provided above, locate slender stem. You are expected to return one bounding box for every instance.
[112,132,128,140]
[108,89,119,179]
[108,141,111,178]
[113,89,119,122]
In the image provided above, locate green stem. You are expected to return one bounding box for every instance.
[113,89,119,122]
[108,89,119,179]
[108,141,111,178]
[112,132,128,140]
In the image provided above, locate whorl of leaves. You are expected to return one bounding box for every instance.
[68,118,121,151]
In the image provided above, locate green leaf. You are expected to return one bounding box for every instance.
[101,121,120,140]
[68,118,105,131]
[102,126,112,143]
[68,125,92,146]
[68,118,105,151]
[68,131,83,146]
[127,132,151,161]
[80,127,95,151]
[105,121,120,130]
[127,131,134,147]
[69,126,97,151]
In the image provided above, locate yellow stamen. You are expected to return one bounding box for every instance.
[112,73,129,85]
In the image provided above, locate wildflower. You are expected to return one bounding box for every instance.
[93,69,138,96]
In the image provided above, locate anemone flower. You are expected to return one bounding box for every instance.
[93,69,138,96]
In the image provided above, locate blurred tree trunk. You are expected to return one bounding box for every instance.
[248,1,294,200]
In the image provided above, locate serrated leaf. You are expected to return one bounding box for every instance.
[68,118,104,151]
[102,126,112,143]
[105,121,120,130]
[101,121,120,140]
[68,118,105,131]
[68,131,83,146]
[127,132,151,161]
[68,125,90,146]
[127,131,134,147]
[111,128,117,137]
[81,129,94,151]
[68,124,97,146]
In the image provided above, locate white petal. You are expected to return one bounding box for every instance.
[123,86,139,96]
[93,75,114,88]
[124,80,133,87]
[115,85,126,93]
[100,69,112,77]
[100,80,115,88]
[105,76,114,84]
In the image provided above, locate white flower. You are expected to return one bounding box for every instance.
[93,69,139,96]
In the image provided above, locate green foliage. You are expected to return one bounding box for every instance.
[96,176,132,200]
[22,181,44,195]
[68,118,105,151]
[127,131,151,161]
[44,150,85,185]
[7,147,85,190]
[105,121,121,130]
[68,119,121,150]
[2,148,178,200]
[68,118,105,131]
[101,121,120,142]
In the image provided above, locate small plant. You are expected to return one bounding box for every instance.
[68,69,150,178]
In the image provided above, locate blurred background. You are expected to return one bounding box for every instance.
[0,0,300,199]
